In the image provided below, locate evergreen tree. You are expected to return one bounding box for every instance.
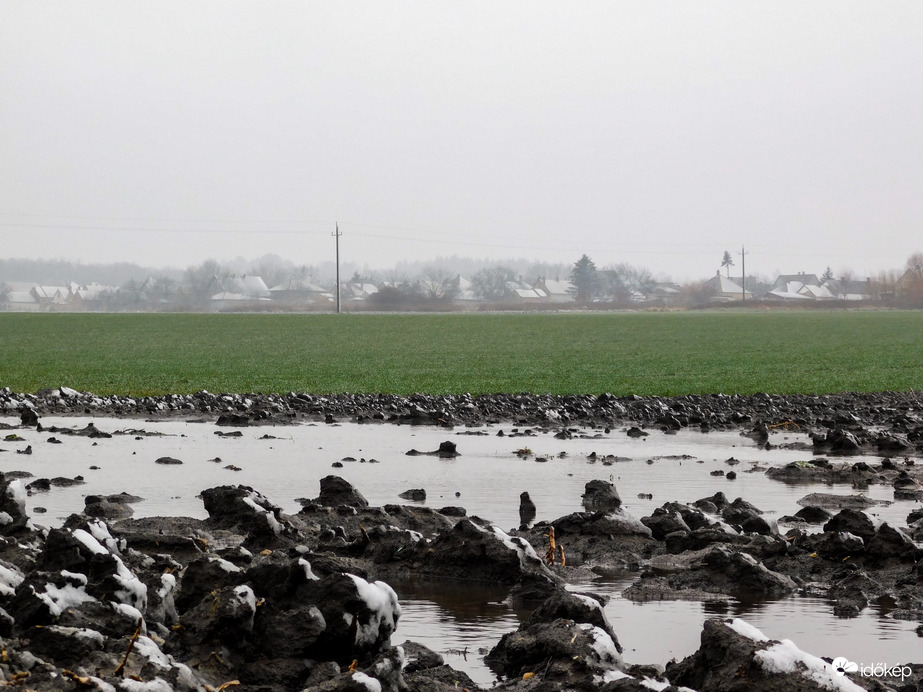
[569,255,600,303]
[721,251,734,277]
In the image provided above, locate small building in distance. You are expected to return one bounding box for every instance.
[703,271,751,301]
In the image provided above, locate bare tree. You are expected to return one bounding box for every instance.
[253,259,293,290]
[183,260,227,308]
[150,275,177,302]
[471,265,516,301]
[900,252,923,306]
[417,267,458,302]
[598,263,655,302]
[838,269,854,299]
[680,280,717,307]
[907,251,923,276]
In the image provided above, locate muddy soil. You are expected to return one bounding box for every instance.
[0,388,922,691]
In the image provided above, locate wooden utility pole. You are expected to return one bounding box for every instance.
[332,223,342,313]
[738,245,749,302]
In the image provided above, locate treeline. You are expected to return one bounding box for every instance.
[0,258,182,286]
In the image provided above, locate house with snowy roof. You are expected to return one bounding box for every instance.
[269,277,332,305]
[211,275,271,310]
[0,282,40,311]
[703,271,751,301]
[533,277,574,303]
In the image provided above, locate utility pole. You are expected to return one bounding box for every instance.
[332,223,342,314]
[738,245,749,302]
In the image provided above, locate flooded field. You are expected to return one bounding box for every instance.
[1,415,920,685]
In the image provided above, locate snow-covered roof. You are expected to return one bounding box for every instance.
[541,279,572,296]
[706,273,750,296]
[766,288,812,301]
[513,287,547,299]
[269,278,327,293]
[211,291,270,302]
[226,276,270,298]
[6,291,37,304]
[799,283,834,299]
[33,285,69,301]
[74,283,116,300]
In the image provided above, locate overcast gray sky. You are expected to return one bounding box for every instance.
[1,2,921,281]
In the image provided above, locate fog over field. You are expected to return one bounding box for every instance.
[2,3,922,281]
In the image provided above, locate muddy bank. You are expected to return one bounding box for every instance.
[4,388,923,455]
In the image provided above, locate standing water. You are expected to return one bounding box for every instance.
[0,416,919,685]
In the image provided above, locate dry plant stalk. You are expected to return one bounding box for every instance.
[114,619,143,677]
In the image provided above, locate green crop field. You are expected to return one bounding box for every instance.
[1,311,921,396]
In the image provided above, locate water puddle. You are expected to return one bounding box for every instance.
[1,416,920,684]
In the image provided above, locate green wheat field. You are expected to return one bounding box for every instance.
[1,311,921,396]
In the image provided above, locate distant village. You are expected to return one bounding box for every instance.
[2,254,923,312]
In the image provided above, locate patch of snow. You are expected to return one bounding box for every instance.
[87,519,124,554]
[755,639,866,692]
[492,526,541,564]
[112,602,146,630]
[112,559,148,612]
[87,677,116,692]
[120,679,174,692]
[232,584,257,631]
[726,618,770,642]
[467,522,543,569]
[573,594,614,632]
[131,634,199,687]
[71,526,147,612]
[370,646,405,681]
[155,572,178,624]
[707,514,740,535]
[72,528,108,556]
[0,512,13,526]
[841,532,865,545]
[208,556,240,573]
[345,573,402,647]
[298,557,320,580]
[351,672,382,692]
[0,562,24,597]
[45,625,105,646]
[593,669,630,684]
[242,494,283,536]
[641,678,671,691]
[159,572,176,596]
[36,583,96,617]
[736,551,760,566]
[579,623,623,666]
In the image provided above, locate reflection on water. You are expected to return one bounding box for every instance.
[389,577,526,686]
[1,416,920,684]
[394,572,923,685]
[568,575,923,669]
